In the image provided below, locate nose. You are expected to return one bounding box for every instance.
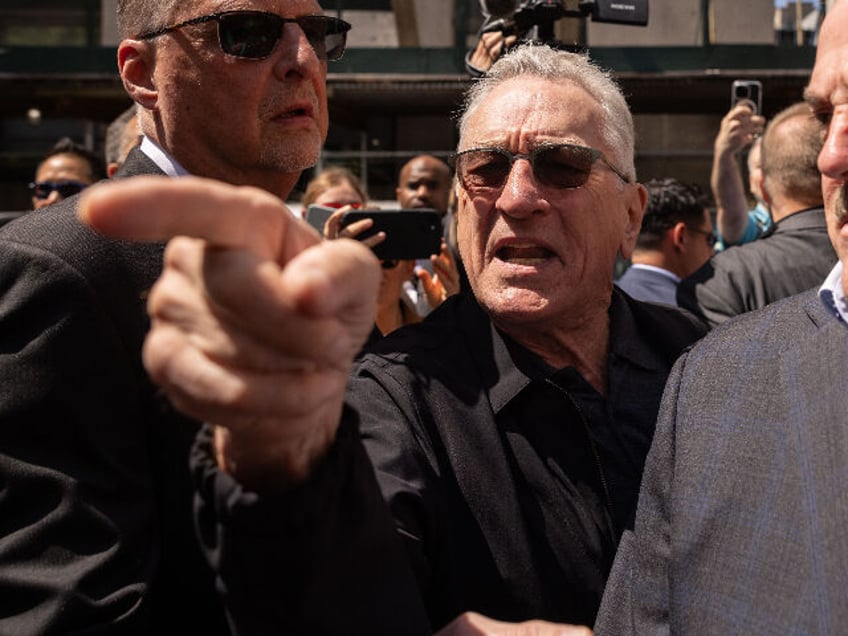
[818,108,848,181]
[273,22,322,78]
[495,158,545,218]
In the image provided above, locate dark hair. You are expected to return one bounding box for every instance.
[636,178,710,250]
[38,137,108,182]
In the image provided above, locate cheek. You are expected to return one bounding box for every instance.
[456,202,489,268]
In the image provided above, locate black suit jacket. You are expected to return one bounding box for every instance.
[0,149,229,634]
[677,207,836,327]
[192,290,706,634]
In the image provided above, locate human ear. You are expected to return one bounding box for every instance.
[670,222,687,251]
[618,182,648,260]
[118,39,158,111]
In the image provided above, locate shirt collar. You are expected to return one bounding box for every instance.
[818,260,848,327]
[140,135,190,178]
[626,263,681,284]
[480,289,669,414]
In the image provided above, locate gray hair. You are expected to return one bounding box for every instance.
[105,104,140,165]
[458,43,636,180]
[116,0,181,39]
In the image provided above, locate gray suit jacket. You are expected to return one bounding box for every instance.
[595,289,848,634]
[678,207,837,327]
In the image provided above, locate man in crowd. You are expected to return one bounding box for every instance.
[395,154,465,310]
[0,0,350,633]
[616,177,715,306]
[396,154,453,215]
[81,43,705,633]
[711,101,769,248]
[105,103,141,177]
[29,136,107,209]
[594,1,848,631]
[678,101,837,327]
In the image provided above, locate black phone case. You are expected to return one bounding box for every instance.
[341,209,442,260]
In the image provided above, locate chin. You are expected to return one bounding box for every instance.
[479,287,553,322]
[261,147,321,174]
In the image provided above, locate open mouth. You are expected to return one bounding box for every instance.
[496,244,554,265]
[278,107,309,119]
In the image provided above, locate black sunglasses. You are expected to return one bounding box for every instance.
[686,225,718,247]
[28,180,89,200]
[451,143,631,194]
[137,11,351,61]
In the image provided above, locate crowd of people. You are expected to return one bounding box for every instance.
[1,0,846,634]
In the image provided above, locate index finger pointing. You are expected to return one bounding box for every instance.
[79,175,319,261]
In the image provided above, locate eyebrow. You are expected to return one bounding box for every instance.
[804,92,830,118]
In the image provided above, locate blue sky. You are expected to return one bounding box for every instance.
[774,0,821,6]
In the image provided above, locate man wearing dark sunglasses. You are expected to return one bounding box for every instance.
[82,43,706,634]
[29,136,107,209]
[678,101,837,328]
[0,1,349,634]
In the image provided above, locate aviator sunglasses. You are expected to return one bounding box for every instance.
[29,180,89,200]
[451,143,631,194]
[137,11,352,61]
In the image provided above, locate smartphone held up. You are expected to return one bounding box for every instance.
[340,208,443,261]
[731,79,762,115]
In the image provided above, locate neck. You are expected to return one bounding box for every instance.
[376,300,407,335]
[497,310,611,396]
[768,195,817,223]
[185,162,300,201]
[143,131,301,200]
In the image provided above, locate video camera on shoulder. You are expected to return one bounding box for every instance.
[479,0,648,42]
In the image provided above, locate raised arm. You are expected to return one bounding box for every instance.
[80,175,381,491]
[711,104,765,246]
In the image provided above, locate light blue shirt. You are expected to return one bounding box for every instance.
[818,260,848,327]
[716,202,773,251]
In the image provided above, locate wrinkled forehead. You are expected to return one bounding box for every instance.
[806,2,848,104]
[403,160,447,183]
[460,77,608,151]
[172,0,325,20]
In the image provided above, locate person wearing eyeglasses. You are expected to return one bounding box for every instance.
[0,1,351,634]
[615,178,715,307]
[81,43,706,634]
[29,137,107,209]
[678,101,837,329]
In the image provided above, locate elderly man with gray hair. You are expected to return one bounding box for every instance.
[82,43,705,634]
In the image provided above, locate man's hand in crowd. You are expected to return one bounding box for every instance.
[715,103,765,158]
[417,241,461,308]
[79,176,381,492]
[437,611,593,636]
